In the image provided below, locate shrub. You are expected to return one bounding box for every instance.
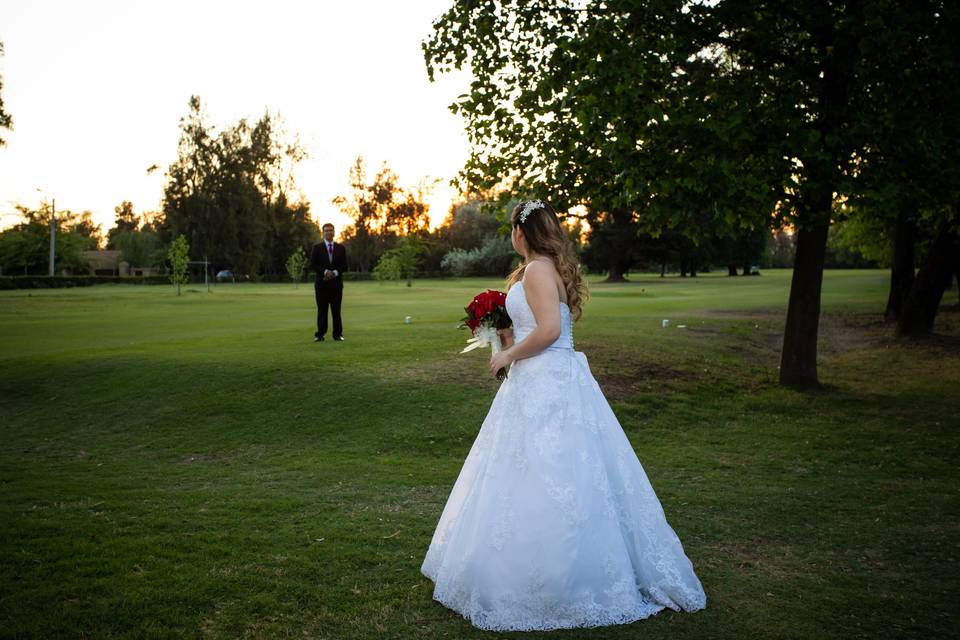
[373,239,423,286]
[440,235,516,276]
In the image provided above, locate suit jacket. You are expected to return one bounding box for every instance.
[310,242,347,285]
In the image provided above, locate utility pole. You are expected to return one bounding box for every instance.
[48,198,56,276]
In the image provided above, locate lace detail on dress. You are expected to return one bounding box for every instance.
[421,278,706,631]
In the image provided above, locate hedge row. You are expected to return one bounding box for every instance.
[283,271,449,283]
[0,275,171,289]
[0,271,455,289]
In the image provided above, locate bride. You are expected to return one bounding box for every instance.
[422,200,707,631]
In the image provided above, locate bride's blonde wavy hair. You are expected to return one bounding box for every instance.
[506,200,589,321]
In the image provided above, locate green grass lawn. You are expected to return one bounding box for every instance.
[1,270,958,639]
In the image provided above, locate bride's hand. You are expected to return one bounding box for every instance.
[489,349,513,377]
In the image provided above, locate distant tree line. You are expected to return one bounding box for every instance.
[1,85,907,286]
[0,205,100,275]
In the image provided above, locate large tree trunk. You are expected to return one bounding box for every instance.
[603,207,634,282]
[728,264,738,276]
[779,222,830,388]
[884,207,916,322]
[605,263,627,282]
[896,221,958,336]
[742,261,752,276]
[778,0,860,388]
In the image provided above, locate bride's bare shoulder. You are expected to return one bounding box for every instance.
[523,258,559,280]
[522,259,563,301]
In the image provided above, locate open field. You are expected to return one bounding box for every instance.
[1,270,958,639]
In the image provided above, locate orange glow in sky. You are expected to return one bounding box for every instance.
[0,1,470,235]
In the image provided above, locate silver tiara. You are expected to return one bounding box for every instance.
[518,200,544,224]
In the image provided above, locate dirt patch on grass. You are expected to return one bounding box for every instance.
[817,310,959,356]
[817,312,888,355]
[395,351,504,392]
[397,341,700,403]
[396,308,959,402]
[577,340,704,403]
[701,309,893,357]
[176,446,267,465]
[898,306,960,354]
[705,307,960,354]
[683,316,784,372]
[708,541,768,572]
[704,308,786,321]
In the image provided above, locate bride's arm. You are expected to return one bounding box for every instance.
[489,262,561,374]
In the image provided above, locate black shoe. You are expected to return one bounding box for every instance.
[314,336,324,342]
[333,336,345,341]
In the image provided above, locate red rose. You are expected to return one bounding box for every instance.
[461,289,509,335]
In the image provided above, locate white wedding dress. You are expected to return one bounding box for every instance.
[421,281,707,631]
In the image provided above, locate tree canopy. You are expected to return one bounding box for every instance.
[333,156,433,273]
[0,41,12,147]
[161,96,317,276]
[424,0,958,387]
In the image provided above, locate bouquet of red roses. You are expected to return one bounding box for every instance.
[459,289,512,380]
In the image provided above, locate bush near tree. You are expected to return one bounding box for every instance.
[373,238,423,287]
[167,235,190,296]
[286,246,307,288]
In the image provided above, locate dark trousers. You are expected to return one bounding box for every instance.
[315,280,343,338]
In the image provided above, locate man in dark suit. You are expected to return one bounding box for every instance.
[310,223,347,342]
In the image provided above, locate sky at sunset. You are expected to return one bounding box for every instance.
[0,0,471,236]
